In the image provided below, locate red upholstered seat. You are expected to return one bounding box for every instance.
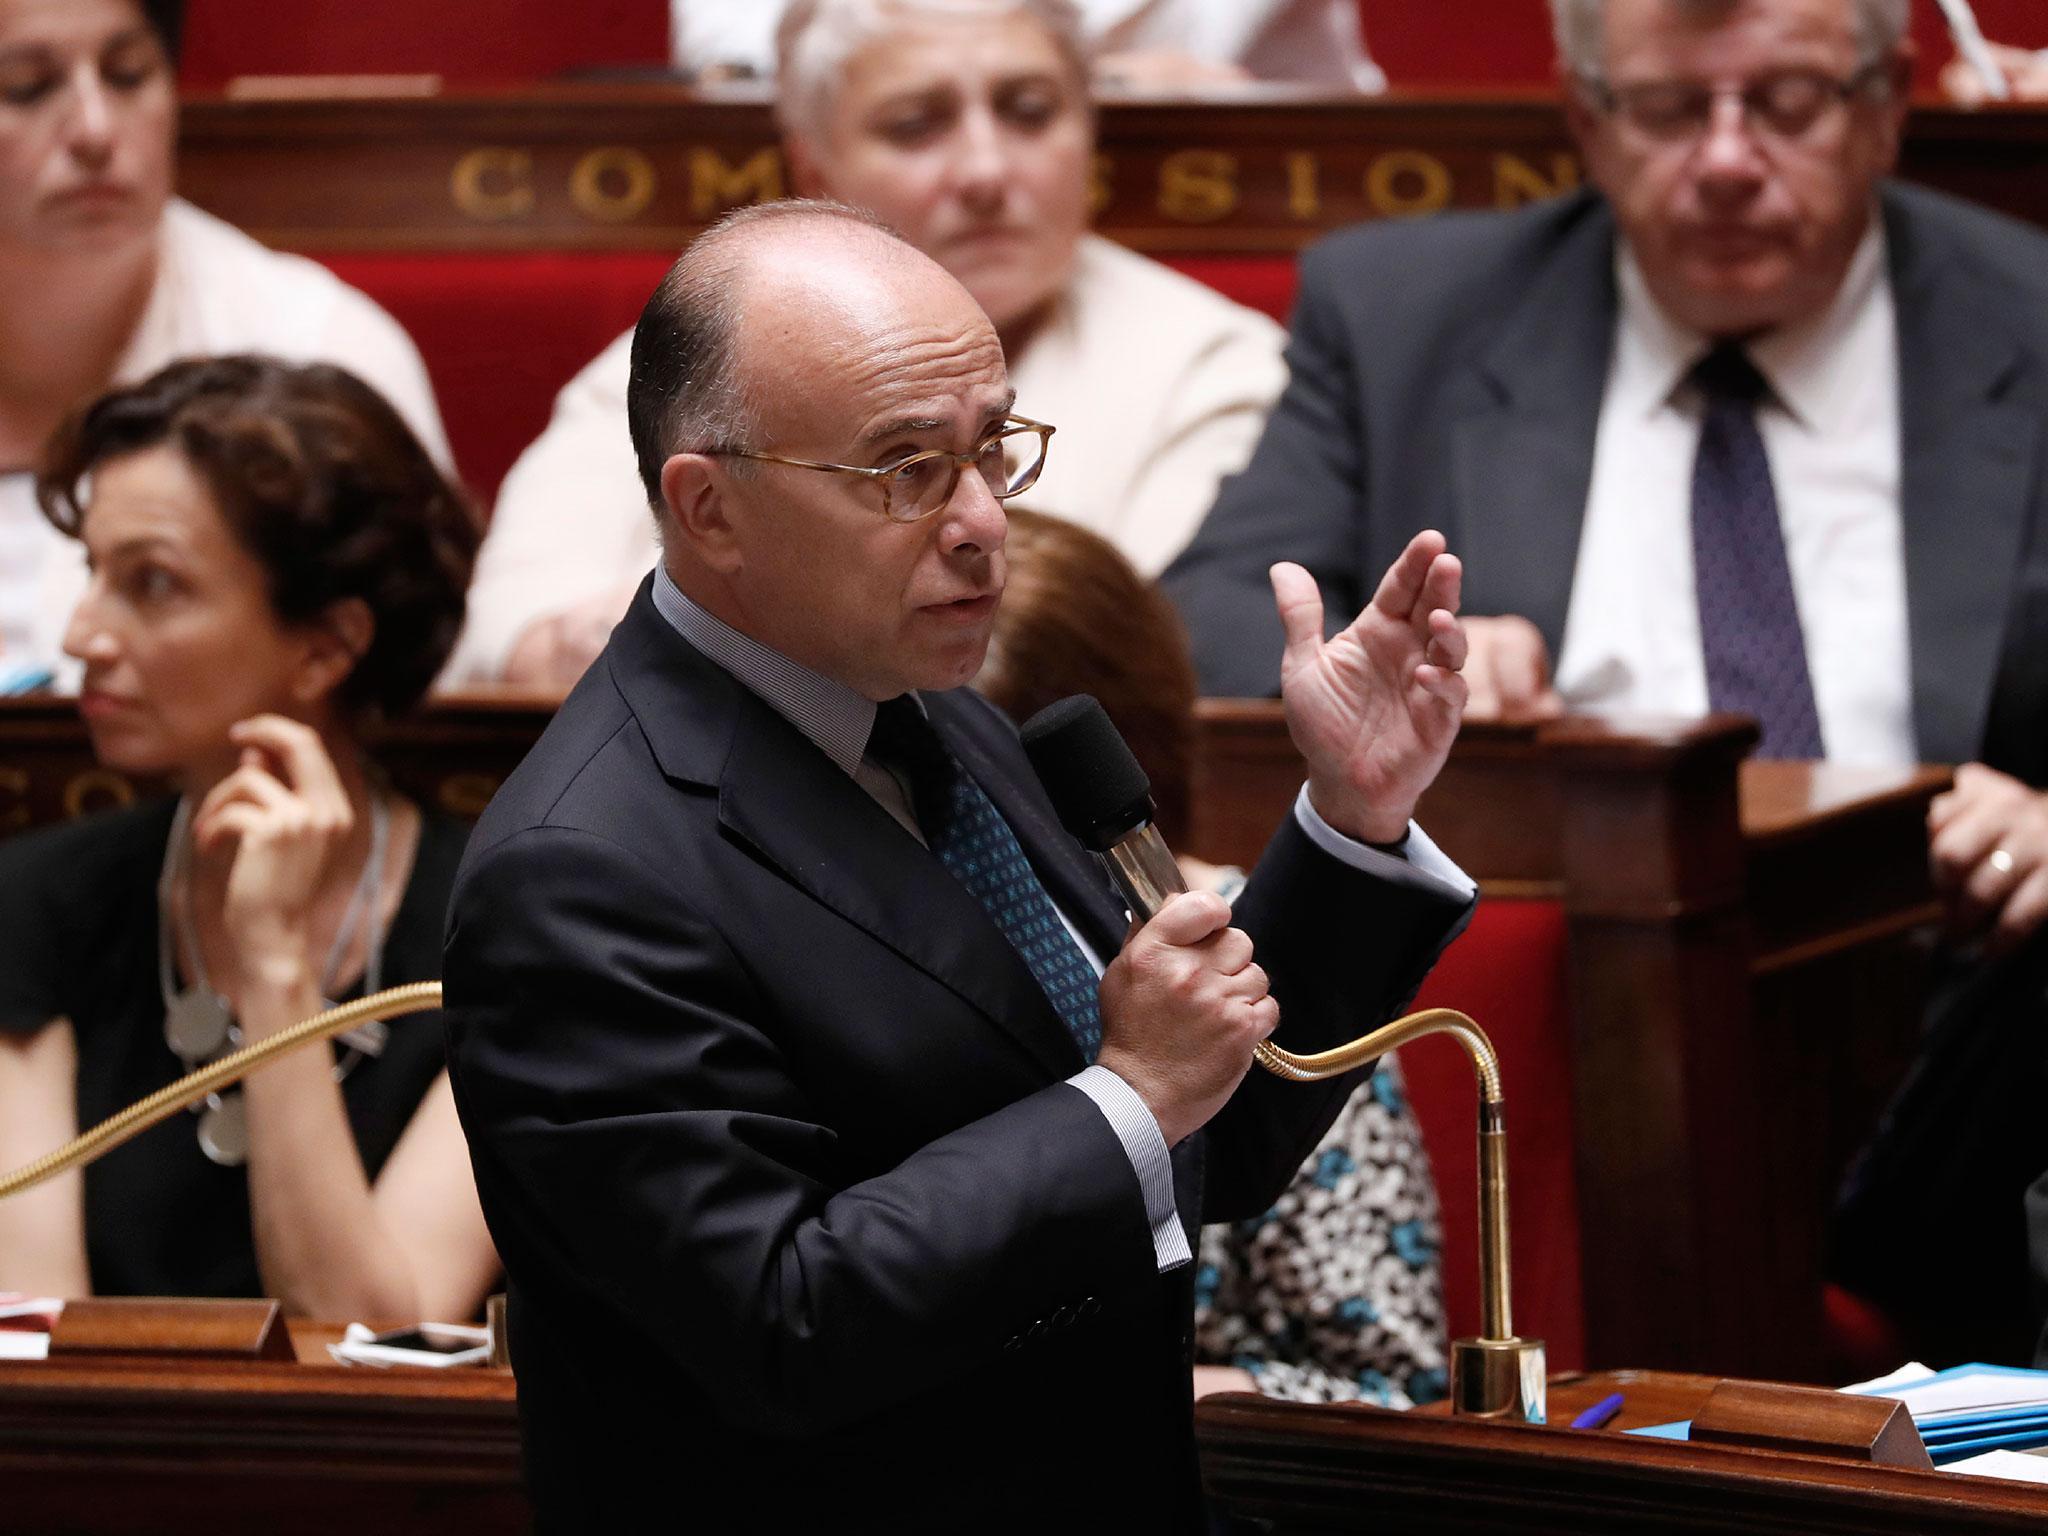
[1407,899,1585,1370]
[312,250,675,503]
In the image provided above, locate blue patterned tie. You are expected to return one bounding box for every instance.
[868,696,1102,1061]
[1690,345,1825,760]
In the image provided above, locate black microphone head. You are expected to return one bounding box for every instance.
[1019,694,1156,853]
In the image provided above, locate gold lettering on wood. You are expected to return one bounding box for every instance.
[571,147,659,223]
[450,148,535,222]
[0,767,27,833]
[63,769,135,820]
[688,147,783,218]
[1158,150,1240,224]
[1494,153,1580,208]
[438,773,503,821]
[1365,151,1453,218]
[1286,152,1320,221]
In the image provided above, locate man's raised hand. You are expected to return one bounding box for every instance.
[1270,531,1467,846]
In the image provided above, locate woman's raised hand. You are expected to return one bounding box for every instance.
[189,715,354,1000]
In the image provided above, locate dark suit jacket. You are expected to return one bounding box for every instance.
[441,586,1471,1531]
[1164,183,2048,784]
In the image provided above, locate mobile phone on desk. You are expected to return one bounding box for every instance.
[328,1320,491,1368]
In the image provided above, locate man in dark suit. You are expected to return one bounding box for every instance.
[440,200,1477,1530]
[1167,0,2048,1363]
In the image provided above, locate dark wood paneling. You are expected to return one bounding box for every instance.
[1198,1371,2048,1533]
[173,91,2048,254]
[0,1322,523,1536]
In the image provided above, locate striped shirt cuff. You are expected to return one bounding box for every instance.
[1067,1065,1192,1271]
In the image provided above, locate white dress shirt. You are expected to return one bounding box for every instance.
[0,199,451,684]
[649,565,1472,1272]
[670,0,1384,91]
[1555,218,1915,767]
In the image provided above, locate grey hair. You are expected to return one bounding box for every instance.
[1550,0,1910,82]
[625,198,899,523]
[773,0,1090,144]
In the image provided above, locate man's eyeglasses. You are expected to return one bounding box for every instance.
[705,414,1056,524]
[1581,61,1891,146]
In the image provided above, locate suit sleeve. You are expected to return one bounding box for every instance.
[1200,813,1474,1224]
[442,824,1161,1438]
[1162,242,1374,698]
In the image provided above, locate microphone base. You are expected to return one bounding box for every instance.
[1450,1335,1547,1423]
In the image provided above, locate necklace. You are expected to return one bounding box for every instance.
[155,789,392,1167]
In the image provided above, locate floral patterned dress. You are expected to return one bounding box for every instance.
[1193,1058,1448,1405]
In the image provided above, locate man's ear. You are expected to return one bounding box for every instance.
[662,452,745,574]
[294,596,374,706]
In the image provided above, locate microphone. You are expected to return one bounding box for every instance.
[1019,694,1186,923]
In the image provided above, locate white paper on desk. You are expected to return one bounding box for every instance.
[1944,1449,2048,1484]
[1849,1364,2048,1423]
[0,1332,49,1361]
[1842,1362,1936,1395]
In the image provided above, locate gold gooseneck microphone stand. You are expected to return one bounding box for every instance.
[1101,814,1547,1421]
[1250,1007,1547,1423]
[0,984,445,1203]
[0,980,1545,1420]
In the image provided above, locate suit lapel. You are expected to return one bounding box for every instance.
[718,703,1088,1081]
[608,589,1085,1080]
[1447,199,1618,655]
[1887,191,2041,766]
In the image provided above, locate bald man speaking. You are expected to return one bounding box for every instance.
[442,201,1475,1532]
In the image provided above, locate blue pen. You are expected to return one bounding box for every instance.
[1570,1393,1625,1430]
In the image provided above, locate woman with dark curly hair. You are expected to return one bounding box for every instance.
[0,355,494,1321]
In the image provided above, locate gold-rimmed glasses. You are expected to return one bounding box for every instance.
[705,413,1056,524]
[1580,60,1891,147]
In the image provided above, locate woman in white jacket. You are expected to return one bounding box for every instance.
[452,0,1292,688]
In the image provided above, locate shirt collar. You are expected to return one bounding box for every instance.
[1614,209,1890,432]
[650,564,880,777]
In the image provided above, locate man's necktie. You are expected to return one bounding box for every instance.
[868,696,1103,1061]
[1689,345,1825,760]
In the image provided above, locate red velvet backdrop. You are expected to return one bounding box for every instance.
[177,0,2038,91]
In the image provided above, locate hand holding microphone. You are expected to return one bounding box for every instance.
[1024,695,1274,1147]
[1095,891,1277,1148]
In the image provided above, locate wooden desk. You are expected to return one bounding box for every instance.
[0,1321,524,1536]
[1194,706,1949,1382]
[173,90,2048,254]
[1197,1370,2048,1533]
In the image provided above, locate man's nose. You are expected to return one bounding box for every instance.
[1691,93,1767,190]
[938,465,1009,555]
